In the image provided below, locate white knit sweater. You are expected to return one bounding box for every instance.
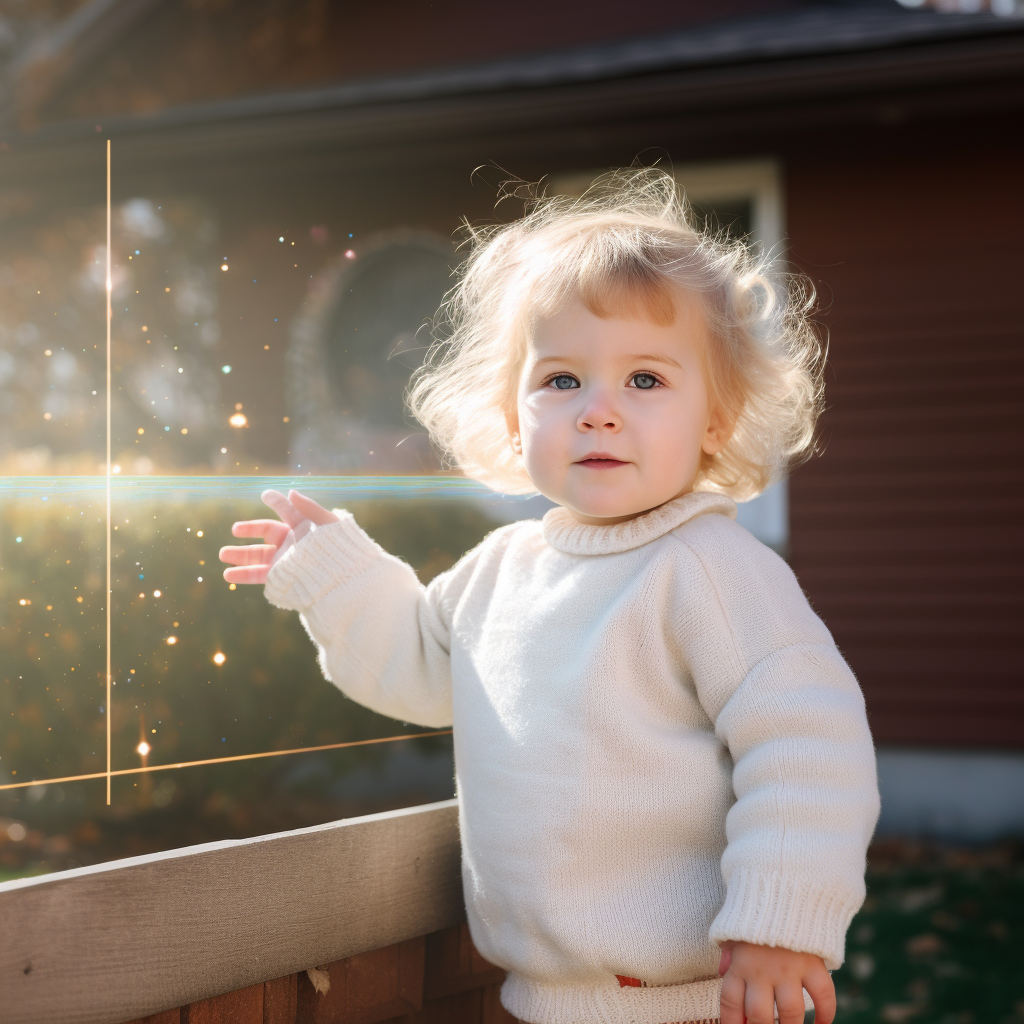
[264,491,880,1024]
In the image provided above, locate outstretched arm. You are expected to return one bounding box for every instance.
[221,489,455,728]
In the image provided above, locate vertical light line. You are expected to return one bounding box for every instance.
[105,139,112,806]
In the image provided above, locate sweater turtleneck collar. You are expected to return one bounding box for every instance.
[541,490,737,556]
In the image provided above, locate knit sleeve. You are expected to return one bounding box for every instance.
[675,518,880,970]
[263,510,489,729]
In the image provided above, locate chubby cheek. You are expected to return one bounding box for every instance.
[521,425,563,485]
[518,401,567,483]
[643,415,706,487]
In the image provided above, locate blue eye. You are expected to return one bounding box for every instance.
[632,373,659,390]
[549,374,578,390]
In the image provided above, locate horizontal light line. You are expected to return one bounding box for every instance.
[0,475,508,501]
[0,730,453,792]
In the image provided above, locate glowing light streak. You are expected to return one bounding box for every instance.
[0,731,453,792]
[0,475,515,502]
[105,138,112,807]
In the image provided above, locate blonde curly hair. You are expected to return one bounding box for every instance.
[407,167,824,500]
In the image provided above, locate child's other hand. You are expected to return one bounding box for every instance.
[718,940,835,1024]
[219,489,339,585]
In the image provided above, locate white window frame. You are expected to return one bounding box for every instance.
[677,160,788,553]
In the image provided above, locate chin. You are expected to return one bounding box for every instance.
[569,497,645,521]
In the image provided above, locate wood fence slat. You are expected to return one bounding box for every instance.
[121,1011,181,1024]
[184,984,263,1024]
[480,982,517,1024]
[423,924,504,1000]
[263,974,298,1024]
[120,930,514,1024]
[297,938,424,1024]
[0,800,462,1024]
[399,988,482,1024]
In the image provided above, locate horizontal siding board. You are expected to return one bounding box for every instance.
[790,530,1024,556]
[786,133,1024,747]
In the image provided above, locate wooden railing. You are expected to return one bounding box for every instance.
[0,799,514,1024]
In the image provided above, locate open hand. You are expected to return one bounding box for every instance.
[219,489,339,585]
[718,940,835,1024]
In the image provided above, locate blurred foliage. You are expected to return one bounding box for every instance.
[834,839,1024,1024]
[0,494,499,876]
[0,194,233,474]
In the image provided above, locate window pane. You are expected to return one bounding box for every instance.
[0,179,546,881]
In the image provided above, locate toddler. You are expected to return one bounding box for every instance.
[220,169,880,1024]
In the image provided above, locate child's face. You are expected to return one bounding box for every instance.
[506,294,728,525]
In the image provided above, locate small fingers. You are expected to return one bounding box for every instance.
[230,519,291,545]
[744,982,776,1024]
[222,564,270,585]
[261,489,306,528]
[288,490,340,526]
[803,967,836,1024]
[774,984,806,1024]
[718,942,734,977]
[719,971,746,1024]
[219,543,277,566]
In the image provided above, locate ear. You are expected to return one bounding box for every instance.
[701,405,732,457]
[504,408,522,455]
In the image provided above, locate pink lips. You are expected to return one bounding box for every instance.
[576,452,627,469]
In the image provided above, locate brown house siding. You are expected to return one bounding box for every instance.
[785,125,1024,748]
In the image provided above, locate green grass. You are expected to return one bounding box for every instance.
[0,862,50,884]
[832,839,1024,1024]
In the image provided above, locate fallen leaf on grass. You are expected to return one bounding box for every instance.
[905,933,944,955]
[881,1003,921,1023]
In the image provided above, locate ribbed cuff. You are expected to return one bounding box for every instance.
[263,511,382,612]
[709,868,861,970]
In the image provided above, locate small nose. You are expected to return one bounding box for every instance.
[577,386,622,432]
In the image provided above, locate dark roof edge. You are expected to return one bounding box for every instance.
[7,5,1024,146]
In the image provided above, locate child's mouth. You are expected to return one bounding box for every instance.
[577,459,627,469]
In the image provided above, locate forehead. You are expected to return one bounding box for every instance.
[527,293,706,362]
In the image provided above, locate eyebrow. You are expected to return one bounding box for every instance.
[533,353,683,370]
